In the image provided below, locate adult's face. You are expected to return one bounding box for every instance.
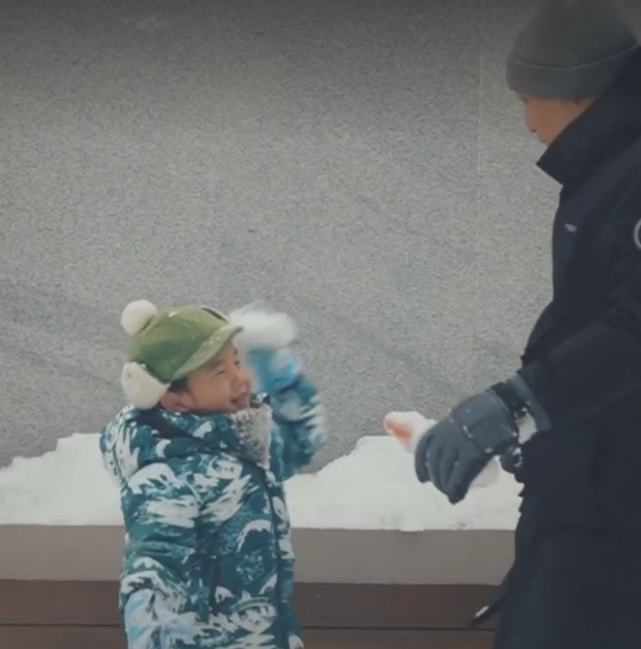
[518,95,595,145]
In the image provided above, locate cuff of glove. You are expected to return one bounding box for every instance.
[499,446,523,475]
[492,374,550,442]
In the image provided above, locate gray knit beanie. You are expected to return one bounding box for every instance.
[507,0,640,99]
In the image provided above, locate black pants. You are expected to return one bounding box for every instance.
[494,517,641,649]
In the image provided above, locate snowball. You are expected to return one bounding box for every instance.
[229,307,297,349]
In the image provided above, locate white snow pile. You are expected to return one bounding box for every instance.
[286,436,520,531]
[0,434,520,530]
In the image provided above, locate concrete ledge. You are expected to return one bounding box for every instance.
[0,526,513,584]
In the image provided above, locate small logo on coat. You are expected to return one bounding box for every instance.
[564,223,578,233]
[634,218,641,251]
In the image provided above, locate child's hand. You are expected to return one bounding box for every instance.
[383,411,434,453]
[229,304,302,393]
[245,348,302,393]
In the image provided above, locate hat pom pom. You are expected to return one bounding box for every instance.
[121,300,158,336]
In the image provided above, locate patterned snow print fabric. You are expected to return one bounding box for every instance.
[100,377,326,649]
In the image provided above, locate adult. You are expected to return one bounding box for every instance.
[389,1,641,647]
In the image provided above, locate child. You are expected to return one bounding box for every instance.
[100,300,326,649]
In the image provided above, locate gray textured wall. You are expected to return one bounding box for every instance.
[2,0,624,468]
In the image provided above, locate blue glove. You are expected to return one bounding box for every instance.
[414,375,549,504]
[228,305,303,394]
[246,347,302,394]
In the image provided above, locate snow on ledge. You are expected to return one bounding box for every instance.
[0,434,520,530]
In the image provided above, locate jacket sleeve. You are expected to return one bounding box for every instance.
[519,196,641,429]
[119,458,206,649]
[269,374,327,481]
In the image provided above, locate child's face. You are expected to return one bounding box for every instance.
[161,343,253,413]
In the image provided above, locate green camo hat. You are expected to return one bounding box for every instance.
[119,300,241,409]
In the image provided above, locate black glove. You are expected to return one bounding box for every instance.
[414,375,548,504]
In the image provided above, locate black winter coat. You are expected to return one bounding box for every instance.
[495,51,641,649]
